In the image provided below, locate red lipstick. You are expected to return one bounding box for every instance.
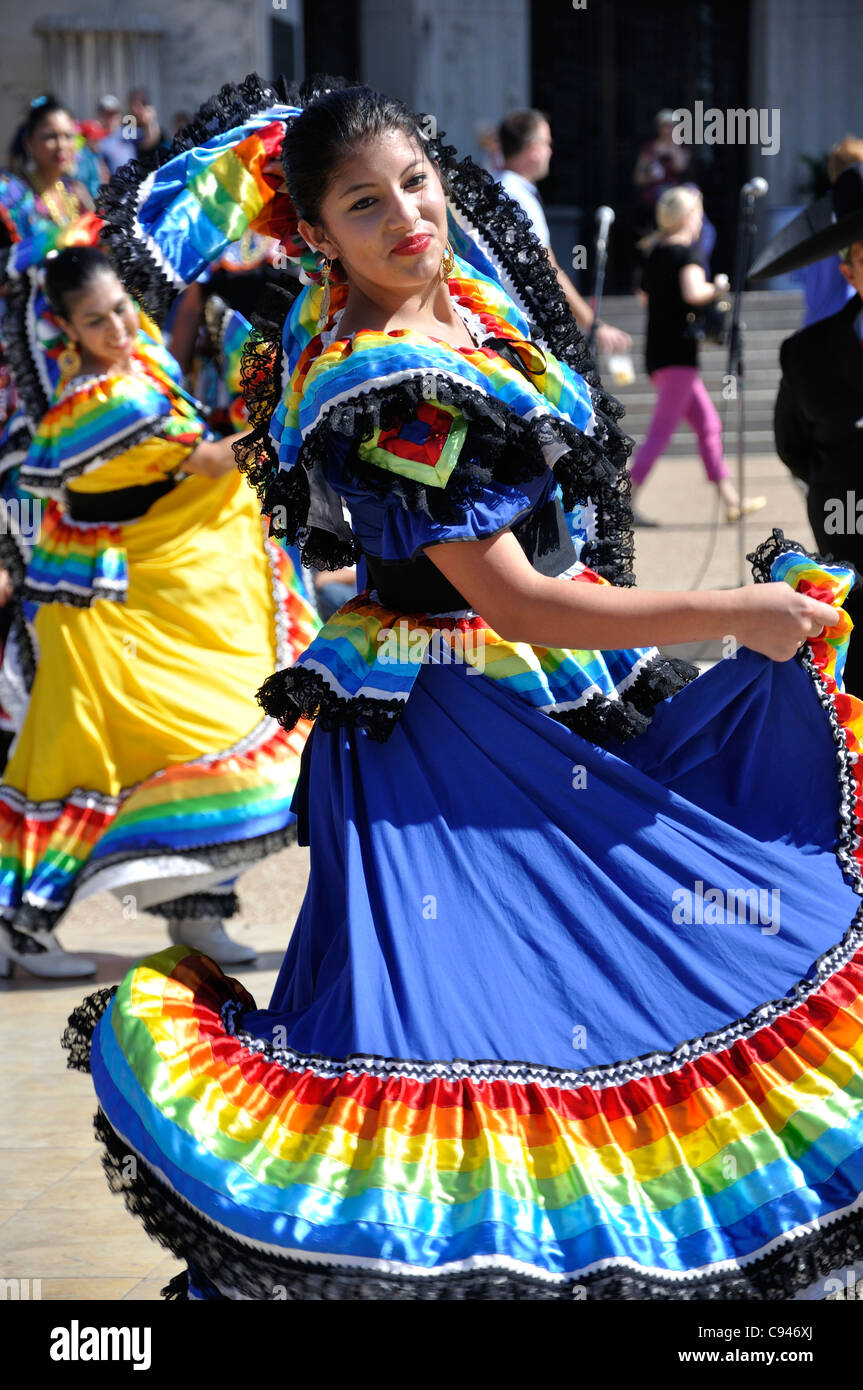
[391,234,432,256]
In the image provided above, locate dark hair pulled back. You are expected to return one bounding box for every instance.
[43,246,114,319]
[282,77,442,227]
[24,95,71,142]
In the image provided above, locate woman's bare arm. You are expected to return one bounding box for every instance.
[183,431,251,479]
[423,529,838,662]
[679,263,727,307]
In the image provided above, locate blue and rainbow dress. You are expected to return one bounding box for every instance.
[65,73,863,1300]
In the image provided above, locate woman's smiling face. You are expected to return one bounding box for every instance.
[298,128,448,299]
[56,269,138,373]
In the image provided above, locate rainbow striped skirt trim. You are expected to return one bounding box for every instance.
[0,717,311,933]
[2,522,319,933]
[66,534,863,1299]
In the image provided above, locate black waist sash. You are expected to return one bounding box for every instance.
[364,492,577,613]
[65,476,177,523]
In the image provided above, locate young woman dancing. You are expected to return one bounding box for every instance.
[0,243,318,977]
[64,74,863,1300]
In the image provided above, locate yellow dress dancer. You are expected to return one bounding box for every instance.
[0,245,319,979]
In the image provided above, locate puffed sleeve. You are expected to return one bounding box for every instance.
[322,399,556,564]
[19,365,207,499]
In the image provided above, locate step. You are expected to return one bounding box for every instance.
[601,291,803,312]
[624,432,779,454]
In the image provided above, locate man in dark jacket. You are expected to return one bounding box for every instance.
[774,239,863,692]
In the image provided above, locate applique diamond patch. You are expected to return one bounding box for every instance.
[358,400,468,486]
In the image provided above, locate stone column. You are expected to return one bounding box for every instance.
[749,0,863,207]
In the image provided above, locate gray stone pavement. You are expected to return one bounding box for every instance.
[0,449,820,1300]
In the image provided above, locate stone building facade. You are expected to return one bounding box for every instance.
[0,0,860,284]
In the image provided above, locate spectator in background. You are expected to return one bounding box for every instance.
[475,122,502,175]
[128,88,171,169]
[171,111,192,138]
[633,109,691,218]
[772,165,863,693]
[74,120,109,196]
[630,185,765,526]
[96,95,135,175]
[496,108,631,356]
[800,134,863,327]
[633,111,715,289]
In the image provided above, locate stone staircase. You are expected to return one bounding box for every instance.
[594,290,804,453]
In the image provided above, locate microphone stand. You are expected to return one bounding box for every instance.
[727,187,762,587]
[586,216,611,355]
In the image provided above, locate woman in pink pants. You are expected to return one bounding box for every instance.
[631,186,766,527]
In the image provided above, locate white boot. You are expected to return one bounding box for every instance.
[167,916,257,966]
[0,924,97,980]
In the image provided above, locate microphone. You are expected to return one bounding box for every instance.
[741,177,769,199]
[594,205,615,253]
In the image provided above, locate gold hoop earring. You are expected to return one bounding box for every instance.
[317,258,332,332]
[58,341,81,378]
[440,242,455,281]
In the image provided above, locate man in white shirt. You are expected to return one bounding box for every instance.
[496,110,631,356]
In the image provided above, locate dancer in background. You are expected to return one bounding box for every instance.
[0,96,94,239]
[64,74,863,1303]
[0,243,318,979]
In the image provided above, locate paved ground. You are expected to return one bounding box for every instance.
[0,447,818,1300]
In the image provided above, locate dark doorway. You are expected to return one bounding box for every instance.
[531,0,752,292]
[303,0,361,86]
[270,19,298,84]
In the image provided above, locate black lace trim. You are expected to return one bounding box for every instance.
[96,73,303,323]
[296,524,362,573]
[0,419,32,470]
[74,822,298,895]
[741,528,863,1015]
[86,1104,863,1300]
[425,130,634,585]
[748,526,863,593]
[171,74,302,155]
[428,135,595,376]
[747,530,863,898]
[20,580,126,609]
[3,822,296,938]
[0,529,36,694]
[60,986,118,1072]
[548,654,698,744]
[258,649,698,747]
[257,665,404,743]
[145,889,240,921]
[623,653,701,714]
[93,68,634,585]
[237,360,633,582]
[95,162,174,320]
[161,1271,191,1300]
[17,417,167,493]
[0,267,52,425]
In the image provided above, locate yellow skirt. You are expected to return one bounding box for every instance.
[0,470,319,928]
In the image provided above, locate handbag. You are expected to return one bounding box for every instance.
[684,298,731,346]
